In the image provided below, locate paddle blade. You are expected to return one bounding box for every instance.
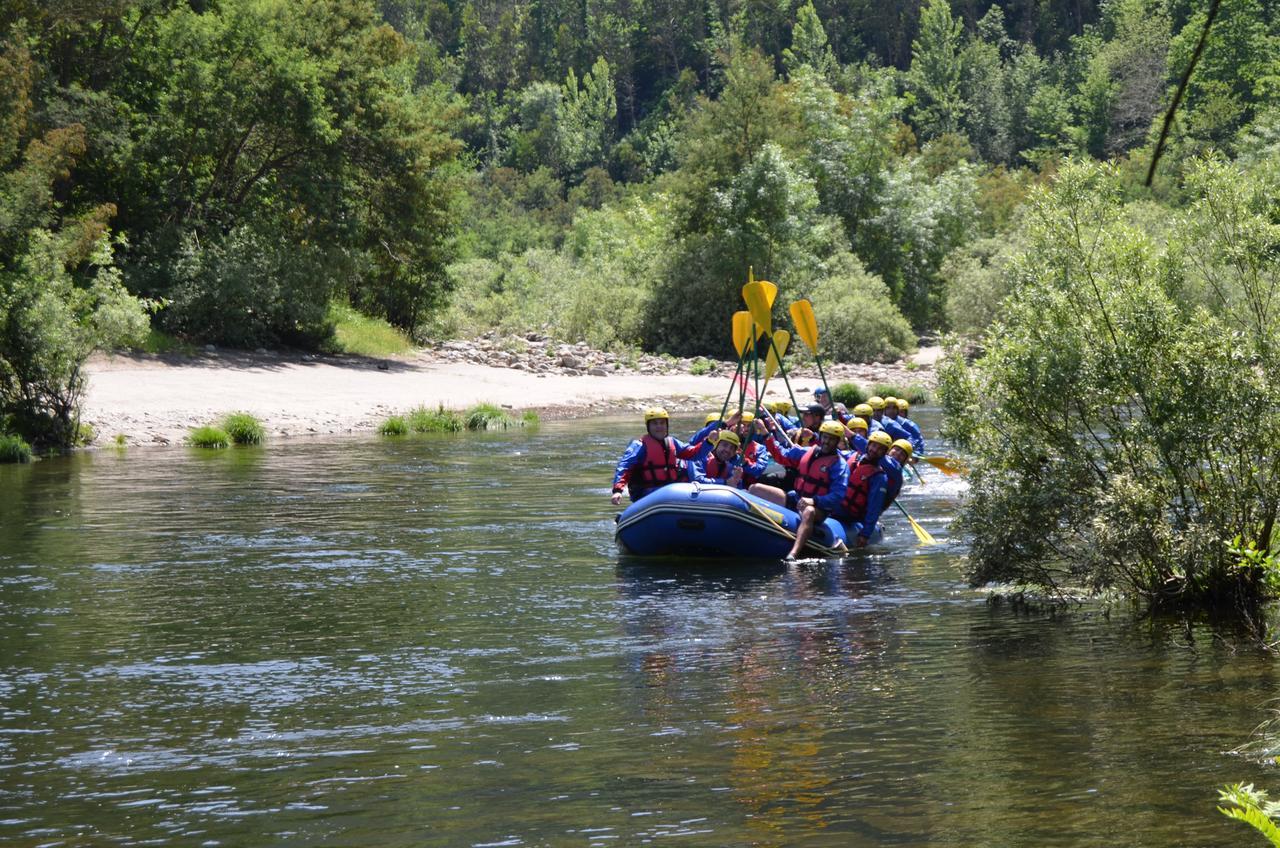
[731,311,753,357]
[923,455,969,476]
[742,281,773,337]
[908,514,939,546]
[763,329,789,381]
[790,299,819,353]
[758,280,778,308]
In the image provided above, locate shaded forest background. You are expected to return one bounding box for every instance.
[2,0,1279,443]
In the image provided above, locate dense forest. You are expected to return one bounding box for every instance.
[1,0,1278,449]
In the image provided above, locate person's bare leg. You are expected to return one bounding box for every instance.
[787,505,818,559]
[749,483,788,507]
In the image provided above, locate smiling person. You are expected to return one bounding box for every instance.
[611,407,705,504]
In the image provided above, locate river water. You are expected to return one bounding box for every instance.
[0,413,1275,846]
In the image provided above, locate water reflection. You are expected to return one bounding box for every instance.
[0,417,1274,846]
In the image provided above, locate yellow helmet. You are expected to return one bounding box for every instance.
[869,430,893,447]
[896,398,910,411]
[868,396,886,410]
[739,411,755,423]
[854,403,874,417]
[768,400,792,413]
[891,438,914,457]
[849,416,868,431]
[818,421,845,439]
[884,396,898,406]
[704,412,721,424]
[715,430,741,447]
[644,407,669,422]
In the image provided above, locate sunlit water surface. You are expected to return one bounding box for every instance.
[0,413,1275,846]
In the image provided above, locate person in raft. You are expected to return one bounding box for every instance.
[846,416,870,455]
[787,403,828,448]
[611,407,707,505]
[750,418,849,561]
[767,400,798,432]
[883,438,914,508]
[834,430,892,550]
[813,387,849,423]
[690,430,749,488]
[891,398,926,455]
[878,396,913,444]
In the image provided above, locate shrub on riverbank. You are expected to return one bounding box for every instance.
[188,426,230,448]
[0,433,33,463]
[939,159,1280,617]
[379,416,409,436]
[408,406,465,433]
[223,413,265,445]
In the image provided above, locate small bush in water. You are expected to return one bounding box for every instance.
[464,403,515,430]
[223,412,265,445]
[0,433,33,463]
[379,415,409,436]
[189,425,230,448]
[831,382,867,407]
[408,405,464,433]
[521,410,540,426]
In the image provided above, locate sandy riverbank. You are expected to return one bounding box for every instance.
[82,347,938,445]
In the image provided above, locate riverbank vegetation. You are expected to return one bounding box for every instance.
[939,157,1280,616]
[3,0,1278,464]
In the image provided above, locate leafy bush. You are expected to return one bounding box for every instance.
[188,425,230,448]
[830,382,867,406]
[809,259,917,363]
[379,415,409,436]
[159,222,338,349]
[0,433,32,463]
[940,159,1280,613]
[222,412,265,445]
[689,357,713,375]
[521,410,540,426]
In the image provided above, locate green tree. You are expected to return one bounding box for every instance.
[0,33,148,446]
[908,0,966,139]
[783,1,835,79]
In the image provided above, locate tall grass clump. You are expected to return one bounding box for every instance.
[521,410,540,426]
[464,403,516,430]
[223,412,265,445]
[189,425,230,448]
[408,405,464,432]
[0,433,33,463]
[379,415,409,436]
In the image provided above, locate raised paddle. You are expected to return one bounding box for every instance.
[721,311,756,419]
[789,299,832,400]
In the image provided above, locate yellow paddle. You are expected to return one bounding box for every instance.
[789,299,832,400]
[893,501,939,545]
[922,455,969,476]
[720,311,756,419]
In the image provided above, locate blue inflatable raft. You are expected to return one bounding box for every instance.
[615,482,880,559]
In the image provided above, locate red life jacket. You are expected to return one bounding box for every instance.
[705,454,728,480]
[842,456,886,520]
[794,447,838,497]
[629,434,680,498]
